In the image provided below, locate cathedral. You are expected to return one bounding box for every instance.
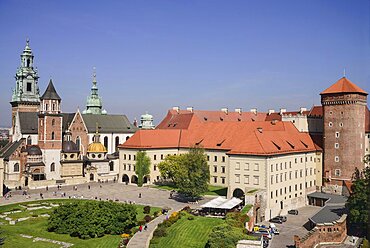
[0,40,138,190]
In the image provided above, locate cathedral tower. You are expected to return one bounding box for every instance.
[10,39,41,134]
[321,77,367,192]
[83,69,107,115]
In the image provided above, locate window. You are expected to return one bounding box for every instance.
[300,169,303,177]
[276,175,279,183]
[214,166,217,173]
[123,164,127,170]
[295,170,298,178]
[51,132,55,140]
[161,154,164,160]
[51,119,55,126]
[221,177,225,184]
[207,155,210,161]
[221,166,225,174]
[244,163,249,170]
[235,162,240,170]
[254,163,259,171]
[45,104,48,111]
[335,132,340,138]
[154,165,157,171]
[284,162,287,169]
[50,163,55,172]
[289,186,291,192]
[276,164,278,171]
[335,156,339,162]
[109,162,114,171]
[244,175,249,184]
[27,82,32,92]
[253,176,259,185]
[235,174,240,183]
[213,177,217,183]
[14,163,19,172]
[289,171,292,180]
[329,122,333,127]
[271,192,273,199]
[76,136,80,150]
[335,143,339,149]
[214,156,217,162]
[222,156,225,162]
[104,136,108,151]
[289,161,292,168]
[115,136,120,151]
[154,155,157,160]
[133,155,136,160]
[271,176,274,184]
[52,104,56,111]
[329,111,333,115]
[271,164,273,172]
[27,136,32,145]
[300,157,303,163]
[339,122,343,127]
[129,154,131,160]
[295,158,297,163]
[280,163,283,170]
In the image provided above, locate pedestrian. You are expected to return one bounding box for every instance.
[100,184,102,188]
[139,225,143,232]
[144,224,148,231]
[138,193,142,198]
[88,185,90,190]
[40,193,43,199]
[46,186,48,191]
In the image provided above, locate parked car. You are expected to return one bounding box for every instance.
[269,223,280,235]
[288,209,299,215]
[269,217,283,224]
[259,229,272,239]
[276,215,287,222]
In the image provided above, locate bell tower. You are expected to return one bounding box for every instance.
[10,39,41,137]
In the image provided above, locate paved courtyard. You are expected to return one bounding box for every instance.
[260,205,322,248]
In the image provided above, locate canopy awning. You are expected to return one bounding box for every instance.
[201,196,242,210]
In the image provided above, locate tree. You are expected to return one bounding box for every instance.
[346,161,370,238]
[135,151,151,187]
[158,146,210,198]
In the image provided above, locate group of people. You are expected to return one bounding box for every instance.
[139,224,148,232]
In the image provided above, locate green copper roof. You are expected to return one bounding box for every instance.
[83,70,107,115]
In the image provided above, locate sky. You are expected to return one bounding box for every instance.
[0,0,369,127]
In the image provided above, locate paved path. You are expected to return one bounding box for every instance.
[1,182,210,248]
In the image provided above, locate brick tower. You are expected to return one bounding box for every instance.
[321,77,368,193]
[38,80,63,179]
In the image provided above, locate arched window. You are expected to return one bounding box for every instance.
[52,104,56,111]
[115,136,120,151]
[51,132,55,140]
[50,163,55,172]
[52,119,55,126]
[26,59,30,67]
[109,161,114,171]
[27,136,32,145]
[76,136,81,150]
[14,163,20,172]
[104,136,108,151]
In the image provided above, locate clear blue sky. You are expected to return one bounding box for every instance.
[0,0,369,127]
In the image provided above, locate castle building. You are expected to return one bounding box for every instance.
[320,77,368,192]
[0,40,137,189]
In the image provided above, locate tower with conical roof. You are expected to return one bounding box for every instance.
[321,77,367,192]
[83,69,107,115]
[10,39,41,136]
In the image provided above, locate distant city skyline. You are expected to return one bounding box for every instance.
[1,0,369,127]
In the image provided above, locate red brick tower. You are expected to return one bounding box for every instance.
[38,80,62,150]
[321,77,367,192]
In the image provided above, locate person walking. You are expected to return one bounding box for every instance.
[138,193,142,198]
[88,185,91,190]
[144,224,148,231]
[139,225,143,232]
[40,192,43,199]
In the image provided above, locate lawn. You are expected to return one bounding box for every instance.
[0,199,160,248]
[150,213,224,248]
[153,184,228,196]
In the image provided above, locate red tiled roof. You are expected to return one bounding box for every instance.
[120,121,320,156]
[308,106,323,117]
[156,109,282,129]
[320,77,367,95]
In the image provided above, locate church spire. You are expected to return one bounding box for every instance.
[82,68,107,115]
[11,39,40,105]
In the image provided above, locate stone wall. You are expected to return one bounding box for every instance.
[294,214,347,248]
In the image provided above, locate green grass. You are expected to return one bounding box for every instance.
[153,185,228,196]
[150,213,224,248]
[0,199,160,248]
[241,204,253,214]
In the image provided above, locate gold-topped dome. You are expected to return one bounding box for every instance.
[87,142,107,153]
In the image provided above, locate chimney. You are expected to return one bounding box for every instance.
[235,108,242,114]
[300,107,307,114]
[172,106,180,113]
[250,108,257,115]
[257,127,263,133]
[280,108,287,115]
[268,109,275,115]
[221,107,228,114]
[186,107,194,113]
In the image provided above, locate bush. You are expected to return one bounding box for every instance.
[153,211,161,217]
[31,214,38,217]
[143,206,151,214]
[153,227,167,237]
[138,220,146,226]
[47,201,137,239]
[144,215,152,223]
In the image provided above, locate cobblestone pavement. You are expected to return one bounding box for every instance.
[1,182,210,248]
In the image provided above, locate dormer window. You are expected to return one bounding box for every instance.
[27,83,32,92]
